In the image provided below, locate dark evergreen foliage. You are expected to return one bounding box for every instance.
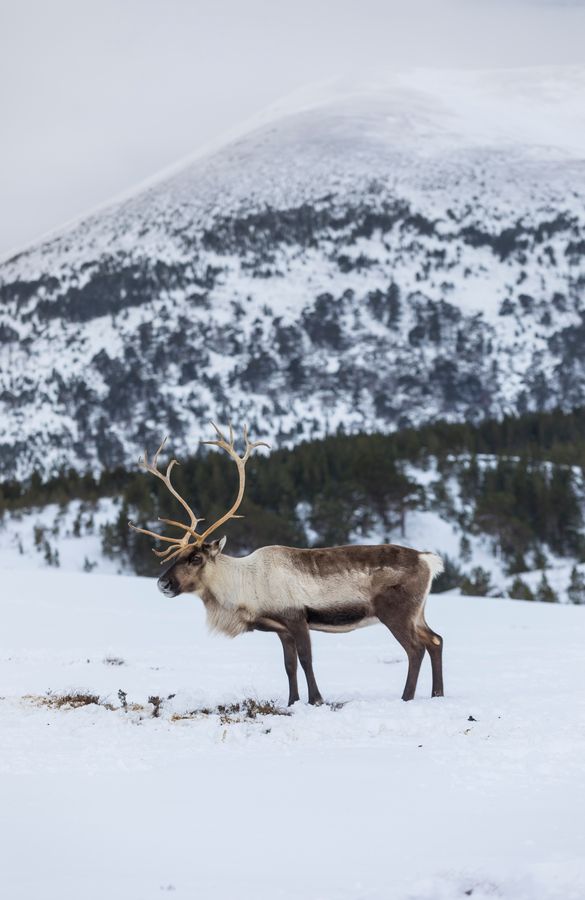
[509,576,535,601]
[432,555,463,594]
[460,567,494,596]
[1,407,584,576]
[535,573,558,603]
[567,566,585,605]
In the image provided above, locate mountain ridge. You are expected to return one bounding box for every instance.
[1,66,584,480]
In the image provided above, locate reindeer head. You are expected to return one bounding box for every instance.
[157,537,226,598]
[129,423,269,597]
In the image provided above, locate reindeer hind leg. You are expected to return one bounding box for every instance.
[393,627,425,702]
[417,620,444,698]
[374,587,426,701]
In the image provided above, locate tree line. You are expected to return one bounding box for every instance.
[1,407,584,580]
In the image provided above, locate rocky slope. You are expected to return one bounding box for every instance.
[1,67,584,480]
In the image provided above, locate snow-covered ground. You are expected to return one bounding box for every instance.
[1,568,584,899]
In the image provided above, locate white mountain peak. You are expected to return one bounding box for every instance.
[0,65,584,480]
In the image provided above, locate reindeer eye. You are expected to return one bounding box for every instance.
[189,554,203,566]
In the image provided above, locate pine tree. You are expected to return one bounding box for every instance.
[533,547,547,570]
[535,573,558,603]
[567,565,585,605]
[509,576,534,601]
[433,555,462,593]
[459,535,472,564]
[460,567,493,596]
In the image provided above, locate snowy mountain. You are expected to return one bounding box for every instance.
[1,66,585,480]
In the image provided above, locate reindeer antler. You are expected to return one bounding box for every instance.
[128,437,204,564]
[128,425,269,563]
[195,421,269,544]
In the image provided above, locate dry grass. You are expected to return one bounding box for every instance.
[171,698,291,724]
[218,698,290,724]
[31,691,103,709]
[25,693,341,723]
[26,690,133,714]
[26,690,177,718]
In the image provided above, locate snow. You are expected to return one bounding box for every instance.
[0,499,125,574]
[1,567,584,899]
[255,65,585,160]
[516,560,585,600]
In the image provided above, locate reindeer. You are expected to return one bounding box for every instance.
[129,424,444,706]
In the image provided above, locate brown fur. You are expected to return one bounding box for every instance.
[289,543,419,579]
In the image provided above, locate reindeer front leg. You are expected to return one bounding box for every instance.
[252,620,300,706]
[287,620,324,706]
[277,631,300,706]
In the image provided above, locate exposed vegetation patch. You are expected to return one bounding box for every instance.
[25,690,158,716]
[171,698,291,724]
[22,691,297,723]
[30,691,104,710]
[171,698,345,723]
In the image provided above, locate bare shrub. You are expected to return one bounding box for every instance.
[148,695,163,718]
[172,698,290,724]
[39,691,101,709]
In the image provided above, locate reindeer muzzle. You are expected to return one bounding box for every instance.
[158,574,179,598]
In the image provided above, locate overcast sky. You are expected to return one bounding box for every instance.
[0,0,584,258]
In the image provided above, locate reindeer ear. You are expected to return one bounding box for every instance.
[209,536,227,558]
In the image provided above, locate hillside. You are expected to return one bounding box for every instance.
[1,67,585,480]
[2,410,585,606]
[1,568,584,899]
